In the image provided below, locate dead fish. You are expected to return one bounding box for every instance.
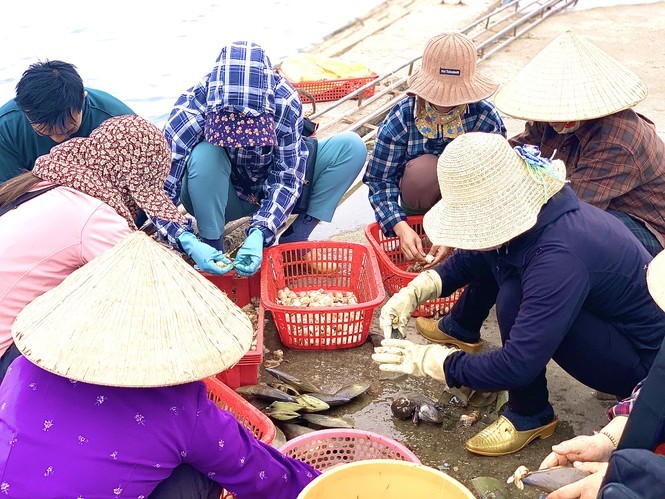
[309,393,351,407]
[267,382,301,396]
[270,426,288,449]
[265,367,321,393]
[236,384,295,403]
[334,382,370,400]
[294,394,330,413]
[280,422,316,440]
[263,408,302,421]
[265,401,305,413]
[507,465,589,493]
[302,414,355,429]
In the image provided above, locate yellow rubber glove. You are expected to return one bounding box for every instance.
[379,269,442,338]
[371,338,458,383]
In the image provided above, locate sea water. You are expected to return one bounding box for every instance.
[1,0,386,124]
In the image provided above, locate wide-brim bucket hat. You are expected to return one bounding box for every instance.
[12,231,253,388]
[423,132,566,250]
[647,250,665,312]
[407,32,498,107]
[494,30,647,122]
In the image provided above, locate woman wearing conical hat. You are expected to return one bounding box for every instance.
[497,30,665,257]
[372,132,665,456]
[0,115,229,381]
[0,232,319,497]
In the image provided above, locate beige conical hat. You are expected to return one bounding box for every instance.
[647,250,665,312]
[423,132,566,250]
[12,231,253,388]
[494,31,647,122]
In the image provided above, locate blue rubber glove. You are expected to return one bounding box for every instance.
[177,231,233,276]
[233,228,264,277]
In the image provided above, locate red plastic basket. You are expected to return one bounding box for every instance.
[286,72,379,103]
[364,216,463,318]
[201,270,264,388]
[277,429,420,471]
[204,377,276,445]
[260,241,385,350]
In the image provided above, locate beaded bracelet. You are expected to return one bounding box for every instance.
[600,430,618,448]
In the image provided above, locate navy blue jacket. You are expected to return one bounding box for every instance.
[439,186,665,390]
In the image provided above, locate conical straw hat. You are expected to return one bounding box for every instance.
[423,132,566,250]
[647,250,665,312]
[12,231,253,387]
[494,31,647,122]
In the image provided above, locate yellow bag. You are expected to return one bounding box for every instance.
[280,54,373,82]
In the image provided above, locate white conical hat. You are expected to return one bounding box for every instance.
[423,132,566,250]
[647,250,665,312]
[12,231,253,388]
[494,31,647,121]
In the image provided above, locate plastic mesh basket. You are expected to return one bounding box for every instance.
[204,377,275,445]
[277,429,420,471]
[364,215,463,317]
[261,241,385,350]
[285,73,379,103]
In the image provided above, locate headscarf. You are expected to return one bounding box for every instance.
[33,115,188,228]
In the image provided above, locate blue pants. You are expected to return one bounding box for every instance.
[496,276,653,416]
[180,132,367,241]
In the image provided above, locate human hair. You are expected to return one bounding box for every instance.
[15,60,85,130]
[0,172,42,210]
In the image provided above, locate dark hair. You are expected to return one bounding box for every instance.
[15,60,85,130]
[0,172,42,210]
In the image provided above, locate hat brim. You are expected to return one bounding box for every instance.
[423,155,566,250]
[407,70,498,107]
[493,31,647,122]
[647,250,665,312]
[12,232,253,387]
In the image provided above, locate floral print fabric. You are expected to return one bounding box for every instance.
[0,357,319,498]
[33,115,188,229]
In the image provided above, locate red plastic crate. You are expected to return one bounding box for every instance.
[286,72,379,103]
[204,376,276,445]
[200,270,263,388]
[261,241,385,350]
[364,216,463,318]
[204,377,276,499]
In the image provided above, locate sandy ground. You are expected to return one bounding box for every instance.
[254,1,665,496]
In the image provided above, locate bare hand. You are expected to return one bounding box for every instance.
[393,222,425,262]
[423,245,450,269]
[539,434,614,470]
[546,462,607,499]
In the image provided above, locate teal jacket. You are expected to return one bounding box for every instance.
[0,88,134,183]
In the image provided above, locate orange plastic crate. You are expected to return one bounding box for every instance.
[204,377,276,444]
[364,216,463,318]
[287,72,379,103]
[261,241,385,350]
[200,271,263,388]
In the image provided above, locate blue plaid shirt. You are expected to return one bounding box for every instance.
[158,42,307,246]
[363,96,506,234]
